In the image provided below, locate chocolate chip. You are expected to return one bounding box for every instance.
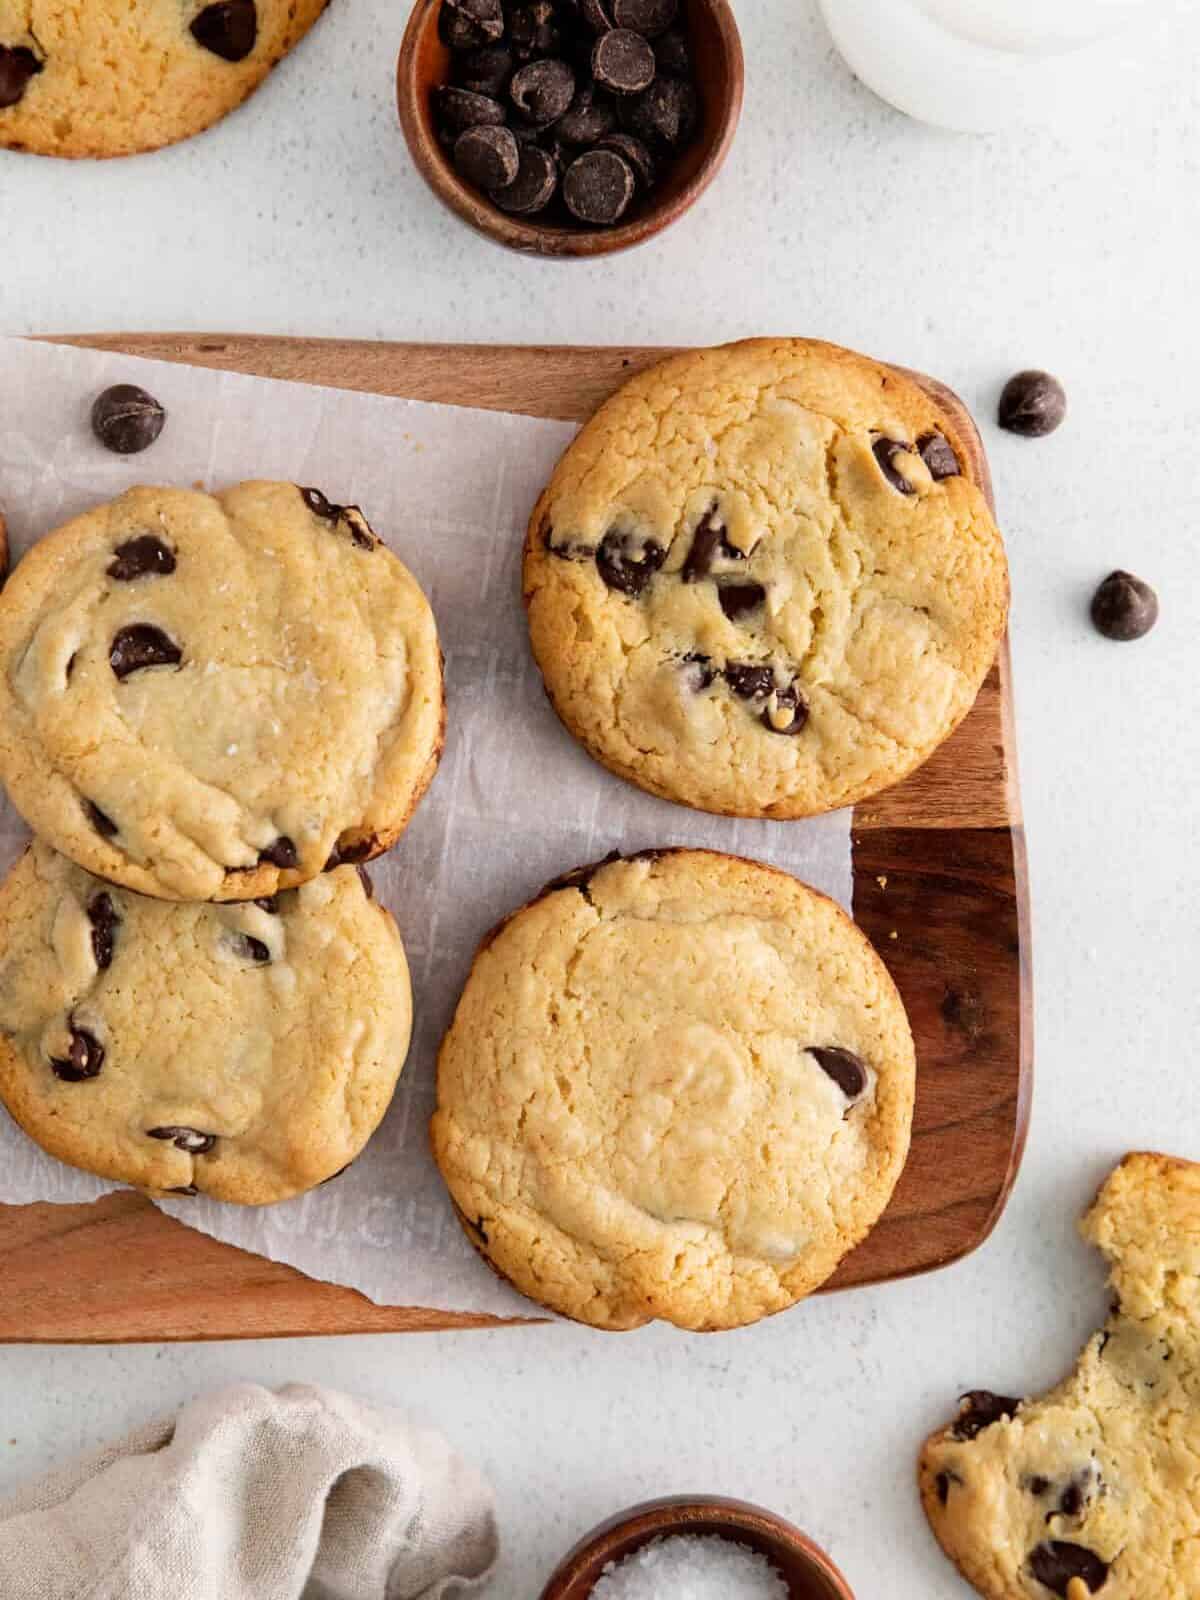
[620,73,696,151]
[441,0,504,47]
[1028,1542,1108,1596]
[998,370,1067,438]
[918,431,960,480]
[563,147,634,223]
[652,24,689,74]
[809,1046,866,1099]
[435,84,506,133]
[680,651,715,690]
[557,85,617,144]
[50,1025,104,1082]
[509,0,561,58]
[1059,1482,1084,1518]
[718,582,765,621]
[452,43,512,95]
[259,836,298,870]
[0,45,42,108]
[490,142,558,212]
[614,0,675,30]
[953,1391,1022,1441]
[1090,570,1158,641]
[509,58,574,126]
[592,28,655,95]
[190,0,258,61]
[300,485,340,520]
[298,487,375,549]
[543,850,621,897]
[580,0,615,32]
[110,625,182,679]
[84,799,119,839]
[455,123,520,188]
[724,662,774,700]
[147,1126,217,1154]
[763,682,808,736]
[324,833,376,870]
[88,893,119,971]
[106,535,176,581]
[595,527,666,595]
[596,130,655,188]
[238,934,271,964]
[254,895,281,912]
[91,386,167,456]
[681,509,743,581]
[935,1470,959,1505]
[872,437,917,495]
[167,1185,199,1196]
[1026,1476,1051,1497]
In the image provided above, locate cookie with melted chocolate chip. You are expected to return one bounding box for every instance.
[524,339,1009,819]
[0,482,444,900]
[0,0,331,158]
[920,1152,1200,1600]
[432,847,915,1330]
[0,841,411,1202]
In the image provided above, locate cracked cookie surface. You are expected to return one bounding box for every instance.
[0,839,412,1202]
[919,1152,1200,1600]
[0,0,331,158]
[523,339,1009,819]
[431,847,915,1331]
[0,481,444,900]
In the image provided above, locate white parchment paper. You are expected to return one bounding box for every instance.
[0,336,853,1317]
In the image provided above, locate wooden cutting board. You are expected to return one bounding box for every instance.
[0,336,1031,1342]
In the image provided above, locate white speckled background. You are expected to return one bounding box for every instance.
[1,2,1199,1596]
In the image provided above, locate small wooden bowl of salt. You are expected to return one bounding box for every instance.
[539,1495,855,1599]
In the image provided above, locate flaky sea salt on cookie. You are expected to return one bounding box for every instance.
[0,482,444,901]
[432,847,915,1331]
[523,338,1008,819]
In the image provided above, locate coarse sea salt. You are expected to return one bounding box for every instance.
[589,1533,790,1599]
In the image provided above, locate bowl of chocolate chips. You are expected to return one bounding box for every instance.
[397,0,743,256]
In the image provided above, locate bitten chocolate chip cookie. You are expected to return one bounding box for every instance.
[0,1,331,158]
[0,482,444,901]
[431,847,915,1331]
[920,1153,1200,1600]
[524,339,1009,818]
[0,840,412,1202]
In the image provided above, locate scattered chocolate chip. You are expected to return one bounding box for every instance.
[442,0,504,46]
[254,895,281,913]
[680,651,715,690]
[357,864,374,899]
[298,487,375,550]
[564,147,635,223]
[167,1185,199,1196]
[542,850,622,899]
[1028,1542,1108,1596]
[763,682,808,736]
[106,535,176,581]
[325,834,376,869]
[681,509,742,580]
[935,1470,960,1505]
[84,799,119,839]
[953,1391,1022,1441]
[50,1025,104,1082]
[998,370,1066,438]
[595,527,666,596]
[1059,1482,1084,1518]
[1026,1475,1051,1497]
[718,582,765,622]
[509,0,561,58]
[580,0,615,32]
[510,57,574,125]
[596,130,655,187]
[473,1214,490,1242]
[147,1126,217,1154]
[592,29,654,95]
[259,836,298,870]
[652,24,689,74]
[918,431,960,480]
[91,386,167,456]
[809,1046,866,1099]
[455,122,521,188]
[620,73,696,151]
[491,141,558,212]
[88,893,119,971]
[872,437,917,495]
[300,485,340,520]
[612,0,676,33]
[110,625,182,679]
[0,45,42,108]
[724,662,774,700]
[190,0,258,61]
[1090,570,1158,641]
[452,43,513,96]
[557,84,617,144]
[435,84,506,133]
[238,934,271,963]
[65,651,78,682]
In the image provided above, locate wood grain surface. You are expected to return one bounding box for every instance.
[0,336,1031,1341]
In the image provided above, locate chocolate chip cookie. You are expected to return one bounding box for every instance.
[0,840,411,1202]
[0,482,444,901]
[920,1153,1200,1600]
[431,847,915,1331]
[0,0,331,158]
[524,339,1009,818]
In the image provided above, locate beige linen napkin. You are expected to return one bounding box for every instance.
[0,1383,499,1600]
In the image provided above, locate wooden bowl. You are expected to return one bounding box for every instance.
[396,0,744,258]
[538,1496,856,1598]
